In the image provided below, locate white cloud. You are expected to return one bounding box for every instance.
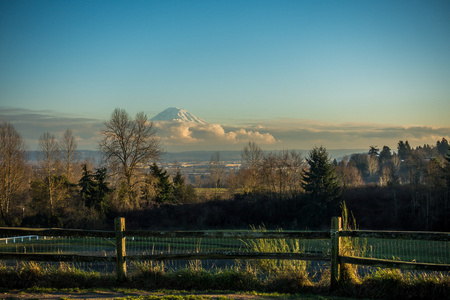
[154,121,277,150]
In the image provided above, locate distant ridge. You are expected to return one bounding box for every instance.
[151,107,206,124]
[27,149,366,163]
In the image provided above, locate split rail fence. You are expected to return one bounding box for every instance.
[0,217,449,290]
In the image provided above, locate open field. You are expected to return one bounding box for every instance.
[1,233,448,265]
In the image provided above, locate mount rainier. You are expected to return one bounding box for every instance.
[150,107,206,124]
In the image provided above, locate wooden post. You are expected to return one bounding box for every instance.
[115,217,126,281]
[330,216,341,291]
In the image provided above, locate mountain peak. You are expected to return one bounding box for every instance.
[151,107,206,124]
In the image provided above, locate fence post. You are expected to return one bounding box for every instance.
[330,216,341,291]
[115,217,127,281]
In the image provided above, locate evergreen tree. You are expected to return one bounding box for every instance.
[444,145,450,187]
[368,146,379,157]
[379,146,392,162]
[79,165,97,208]
[437,138,449,157]
[397,140,412,160]
[173,170,197,203]
[94,167,111,214]
[302,146,341,218]
[349,153,370,178]
[79,164,110,214]
[150,163,174,203]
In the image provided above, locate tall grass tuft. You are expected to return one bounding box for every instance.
[244,225,310,278]
[338,201,367,286]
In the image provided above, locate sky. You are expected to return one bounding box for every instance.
[1,0,449,152]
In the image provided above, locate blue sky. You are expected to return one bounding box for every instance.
[1,0,449,151]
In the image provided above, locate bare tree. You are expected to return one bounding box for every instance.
[242,142,264,169]
[208,151,225,194]
[260,150,304,198]
[336,156,363,188]
[99,108,162,208]
[0,122,28,224]
[241,142,264,194]
[368,154,379,177]
[60,129,80,182]
[38,132,60,216]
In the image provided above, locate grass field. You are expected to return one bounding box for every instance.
[1,233,448,265]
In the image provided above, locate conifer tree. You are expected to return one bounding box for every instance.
[79,165,96,208]
[79,164,110,214]
[173,170,197,203]
[150,163,174,203]
[397,140,412,160]
[302,146,341,217]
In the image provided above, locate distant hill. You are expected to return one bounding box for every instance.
[150,107,206,124]
[163,149,366,162]
[27,150,101,163]
[27,149,366,163]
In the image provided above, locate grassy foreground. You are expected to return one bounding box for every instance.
[0,261,448,299]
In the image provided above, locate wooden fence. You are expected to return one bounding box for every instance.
[0,217,449,290]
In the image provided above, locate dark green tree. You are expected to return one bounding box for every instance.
[437,138,449,157]
[368,146,379,157]
[302,146,341,219]
[93,167,111,213]
[444,145,450,186]
[350,153,369,178]
[79,165,97,207]
[379,146,392,162]
[397,140,412,160]
[173,170,197,203]
[149,163,174,203]
[78,165,111,214]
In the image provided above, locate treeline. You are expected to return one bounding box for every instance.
[117,185,447,231]
[1,108,450,231]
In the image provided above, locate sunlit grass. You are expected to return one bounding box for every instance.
[0,260,447,299]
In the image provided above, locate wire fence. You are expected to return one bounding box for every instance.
[0,232,332,273]
[2,234,448,264]
[0,220,449,280]
[346,237,450,265]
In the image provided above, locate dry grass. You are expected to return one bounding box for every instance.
[0,261,448,299]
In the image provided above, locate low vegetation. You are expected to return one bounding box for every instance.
[0,261,448,299]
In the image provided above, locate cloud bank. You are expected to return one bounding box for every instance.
[153,121,277,151]
[0,107,103,150]
[1,107,448,152]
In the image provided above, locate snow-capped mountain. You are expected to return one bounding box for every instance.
[150,107,206,124]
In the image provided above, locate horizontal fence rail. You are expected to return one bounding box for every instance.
[1,217,449,291]
[123,230,331,239]
[0,227,115,238]
[339,230,450,241]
